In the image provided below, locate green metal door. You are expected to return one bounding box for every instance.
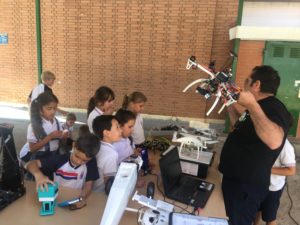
[264,42,300,136]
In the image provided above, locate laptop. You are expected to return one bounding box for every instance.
[159,146,214,208]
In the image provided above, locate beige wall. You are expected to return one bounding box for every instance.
[0,0,238,119]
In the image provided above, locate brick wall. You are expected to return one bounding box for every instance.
[0,1,36,103]
[0,0,239,119]
[236,41,265,86]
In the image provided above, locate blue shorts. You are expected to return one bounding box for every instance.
[260,187,284,222]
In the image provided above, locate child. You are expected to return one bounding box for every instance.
[87,86,115,133]
[122,91,147,146]
[25,132,100,209]
[27,70,68,116]
[254,139,296,225]
[122,91,150,174]
[92,115,122,192]
[62,113,77,134]
[114,109,136,164]
[60,113,77,153]
[20,92,68,163]
[27,71,56,104]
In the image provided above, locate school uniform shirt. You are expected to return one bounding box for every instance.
[62,122,74,139]
[270,139,296,191]
[113,137,134,164]
[29,83,53,102]
[93,141,118,192]
[20,118,62,157]
[40,153,99,189]
[131,113,145,145]
[87,107,103,133]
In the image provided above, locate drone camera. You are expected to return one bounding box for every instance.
[196,87,211,99]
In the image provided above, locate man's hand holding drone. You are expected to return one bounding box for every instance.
[183,52,241,116]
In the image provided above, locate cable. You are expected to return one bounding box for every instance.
[286,179,299,225]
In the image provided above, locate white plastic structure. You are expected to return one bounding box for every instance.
[172,131,207,160]
[99,162,138,225]
[132,191,174,225]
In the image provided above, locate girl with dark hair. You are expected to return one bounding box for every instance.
[87,86,115,133]
[20,93,68,163]
[122,91,150,175]
[114,108,136,164]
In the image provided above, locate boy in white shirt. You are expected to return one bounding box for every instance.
[254,139,296,225]
[25,132,100,209]
[28,70,67,116]
[92,115,122,192]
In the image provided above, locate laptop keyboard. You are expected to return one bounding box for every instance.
[171,178,200,202]
[170,177,214,208]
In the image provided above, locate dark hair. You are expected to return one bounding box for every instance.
[250,65,280,95]
[115,108,136,126]
[74,133,100,158]
[66,113,76,121]
[92,115,116,139]
[78,125,91,138]
[30,92,59,139]
[122,91,147,109]
[87,86,115,116]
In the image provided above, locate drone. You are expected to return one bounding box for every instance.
[183,51,241,116]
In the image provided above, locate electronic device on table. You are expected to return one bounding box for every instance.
[159,145,214,208]
[99,162,138,225]
[0,123,25,211]
[99,147,224,225]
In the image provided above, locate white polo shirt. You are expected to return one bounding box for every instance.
[93,141,118,192]
[113,137,135,164]
[20,118,62,157]
[87,107,103,133]
[131,113,145,145]
[270,139,296,191]
[29,83,53,102]
[40,153,99,189]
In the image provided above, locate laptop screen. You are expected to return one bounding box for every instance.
[159,146,181,193]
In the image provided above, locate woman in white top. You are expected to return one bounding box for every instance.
[87,86,115,133]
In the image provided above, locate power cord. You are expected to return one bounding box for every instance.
[286,179,299,225]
